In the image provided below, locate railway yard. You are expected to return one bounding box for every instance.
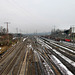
[0,36,75,75]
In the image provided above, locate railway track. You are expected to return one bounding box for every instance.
[44,41,75,61]
[0,42,22,62]
[0,38,27,75]
[43,37,75,51]
[33,37,62,75]
[0,36,74,75]
[0,42,25,75]
[35,48,61,75]
[37,37,75,74]
[9,46,26,75]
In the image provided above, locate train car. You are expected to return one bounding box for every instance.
[65,39,71,42]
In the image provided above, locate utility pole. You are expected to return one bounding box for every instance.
[4,22,10,45]
[20,29,22,41]
[71,25,75,47]
[16,28,18,33]
[4,22,10,33]
[53,25,55,38]
[36,30,37,35]
[54,25,55,33]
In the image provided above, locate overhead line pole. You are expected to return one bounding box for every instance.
[4,22,10,44]
[4,22,10,33]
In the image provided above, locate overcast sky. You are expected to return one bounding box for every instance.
[0,0,75,33]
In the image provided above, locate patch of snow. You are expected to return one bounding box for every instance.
[47,39,75,53]
[23,38,26,41]
[52,49,75,67]
[51,55,74,75]
[40,55,55,75]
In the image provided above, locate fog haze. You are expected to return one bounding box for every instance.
[0,0,75,33]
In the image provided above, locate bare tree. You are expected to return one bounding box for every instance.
[0,26,6,33]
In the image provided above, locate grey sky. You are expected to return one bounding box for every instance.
[0,0,75,33]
